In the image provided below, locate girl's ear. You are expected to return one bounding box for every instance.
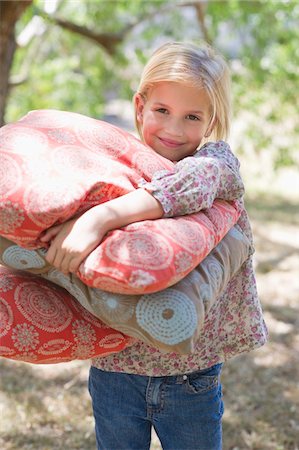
[134,93,145,123]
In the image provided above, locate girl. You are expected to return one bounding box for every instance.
[41,42,267,449]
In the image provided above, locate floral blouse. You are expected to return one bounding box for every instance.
[92,141,268,376]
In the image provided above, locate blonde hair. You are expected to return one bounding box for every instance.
[134,42,232,143]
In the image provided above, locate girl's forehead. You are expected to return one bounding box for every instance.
[149,81,205,96]
[147,82,211,109]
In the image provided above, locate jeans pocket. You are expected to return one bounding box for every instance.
[184,365,222,395]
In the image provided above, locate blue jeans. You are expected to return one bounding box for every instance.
[88,363,224,450]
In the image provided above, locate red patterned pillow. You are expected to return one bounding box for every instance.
[0,110,240,294]
[0,226,250,355]
[0,266,134,364]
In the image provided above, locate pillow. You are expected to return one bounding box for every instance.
[0,265,135,364]
[0,226,250,354]
[0,109,240,294]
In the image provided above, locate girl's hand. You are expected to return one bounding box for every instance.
[40,210,108,274]
[40,223,66,245]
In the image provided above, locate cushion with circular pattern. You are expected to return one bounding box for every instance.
[0,265,134,364]
[0,109,240,294]
[0,226,250,355]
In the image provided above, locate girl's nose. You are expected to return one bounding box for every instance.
[165,117,184,137]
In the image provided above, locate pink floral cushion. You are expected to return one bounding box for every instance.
[0,110,240,294]
[0,266,134,364]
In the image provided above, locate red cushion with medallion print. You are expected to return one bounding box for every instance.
[0,110,240,294]
[0,266,134,364]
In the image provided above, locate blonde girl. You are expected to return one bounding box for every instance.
[42,42,267,449]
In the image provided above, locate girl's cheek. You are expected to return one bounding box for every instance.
[142,130,152,147]
[143,120,156,137]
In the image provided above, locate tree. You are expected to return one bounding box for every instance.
[4,1,207,123]
[2,0,298,171]
[0,0,32,126]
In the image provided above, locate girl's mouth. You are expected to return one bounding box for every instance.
[158,137,184,148]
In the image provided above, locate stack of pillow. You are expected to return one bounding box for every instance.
[0,110,246,363]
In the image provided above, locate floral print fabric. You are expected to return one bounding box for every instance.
[92,141,268,375]
[139,141,245,216]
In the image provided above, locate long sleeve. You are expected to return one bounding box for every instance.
[139,141,244,217]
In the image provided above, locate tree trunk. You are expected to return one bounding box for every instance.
[0,0,32,126]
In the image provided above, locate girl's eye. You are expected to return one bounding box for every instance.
[156,108,168,114]
[186,114,200,121]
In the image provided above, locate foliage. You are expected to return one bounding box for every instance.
[6,0,299,170]
[204,0,299,170]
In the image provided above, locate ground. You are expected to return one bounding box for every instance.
[0,193,298,450]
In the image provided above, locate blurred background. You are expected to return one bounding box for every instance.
[0,1,298,449]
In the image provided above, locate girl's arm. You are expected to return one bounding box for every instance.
[139,141,245,217]
[40,189,163,274]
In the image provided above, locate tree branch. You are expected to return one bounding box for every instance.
[176,0,212,44]
[50,17,125,54]
[36,7,138,55]
[193,1,212,45]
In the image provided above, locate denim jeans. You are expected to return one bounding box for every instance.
[88,363,224,450]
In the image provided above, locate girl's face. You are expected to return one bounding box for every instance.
[135,81,213,161]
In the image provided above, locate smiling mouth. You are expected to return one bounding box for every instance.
[158,137,184,148]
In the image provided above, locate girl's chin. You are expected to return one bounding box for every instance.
[155,147,192,162]
[153,148,175,161]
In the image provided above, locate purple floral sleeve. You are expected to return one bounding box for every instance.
[138,141,245,217]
